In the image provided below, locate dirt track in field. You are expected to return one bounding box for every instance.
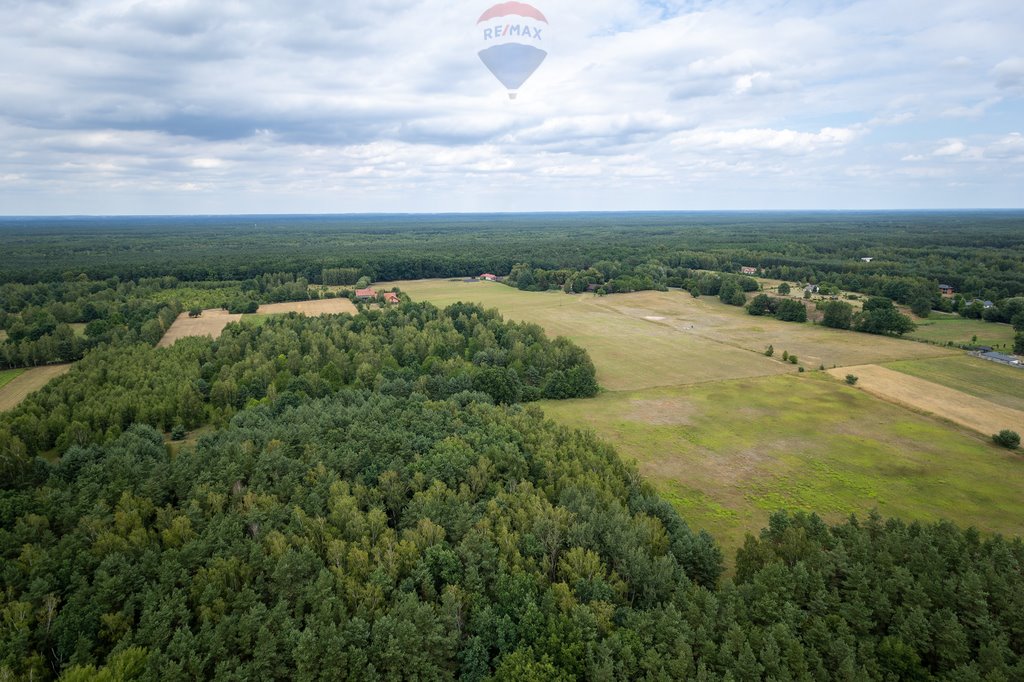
[158,310,242,348]
[0,364,73,412]
[828,365,1024,437]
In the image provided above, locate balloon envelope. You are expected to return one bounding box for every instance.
[478,44,548,92]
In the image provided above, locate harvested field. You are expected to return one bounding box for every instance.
[0,364,73,412]
[158,310,242,348]
[829,365,1024,437]
[256,298,357,316]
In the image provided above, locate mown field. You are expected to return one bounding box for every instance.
[885,355,1024,412]
[541,374,1024,554]
[398,279,1023,556]
[908,314,1016,349]
[0,364,73,412]
[394,280,952,390]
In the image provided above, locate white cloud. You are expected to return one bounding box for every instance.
[0,0,1022,212]
[933,140,968,156]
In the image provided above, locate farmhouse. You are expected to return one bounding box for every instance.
[740,267,758,275]
[804,284,820,295]
[355,287,376,300]
[383,292,400,305]
[480,273,498,281]
[939,284,955,296]
[861,257,874,263]
[968,298,995,309]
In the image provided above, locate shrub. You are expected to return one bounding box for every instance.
[171,424,187,441]
[788,355,799,365]
[798,367,805,373]
[821,301,854,330]
[992,430,1020,450]
[747,294,778,317]
[782,351,789,361]
[845,375,859,386]
[775,299,809,323]
[778,283,791,295]
[765,345,774,357]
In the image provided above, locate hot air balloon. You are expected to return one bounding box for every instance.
[476,2,548,99]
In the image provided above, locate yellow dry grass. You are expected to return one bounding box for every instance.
[0,364,73,412]
[158,310,242,348]
[256,298,357,316]
[828,365,1024,437]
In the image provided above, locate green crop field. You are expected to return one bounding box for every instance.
[885,355,1024,412]
[0,369,25,390]
[908,314,1016,349]
[541,374,1024,555]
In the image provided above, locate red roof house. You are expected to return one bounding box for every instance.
[480,273,498,281]
[355,287,376,300]
[383,292,400,305]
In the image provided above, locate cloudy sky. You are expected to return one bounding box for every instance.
[1,0,1023,214]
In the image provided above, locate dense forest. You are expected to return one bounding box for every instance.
[0,274,314,369]
[2,213,1024,301]
[3,393,1023,680]
[0,303,598,465]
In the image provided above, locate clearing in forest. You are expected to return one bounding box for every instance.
[159,299,358,347]
[158,310,243,348]
[0,364,73,412]
[255,298,357,316]
[828,364,1024,438]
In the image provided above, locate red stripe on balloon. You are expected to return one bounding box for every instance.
[478,2,548,24]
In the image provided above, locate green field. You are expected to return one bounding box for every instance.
[541,374,1024,554]
[885,355,1024,412]
[395,279,1024,558]
[0,369,25,390]
[395,280,953,391]
[908,314,1016,349]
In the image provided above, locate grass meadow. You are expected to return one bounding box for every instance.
[908,314,1016,349]
[541,374,1024,556]
[398,279,1024,559]
[394,280,952,390]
